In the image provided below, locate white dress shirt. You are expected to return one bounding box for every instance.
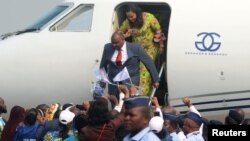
[178,131,187,141]
[123,127,160,141]
[189,105,203,134]
[184,131,204,141]
[111,42,128,65]
[170,132,182,141]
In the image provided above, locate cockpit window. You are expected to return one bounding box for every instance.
[27,5,69,30]
[50,5,94,32]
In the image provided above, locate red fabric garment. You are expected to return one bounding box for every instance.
[78,114,124,141]
[115,50,122,66]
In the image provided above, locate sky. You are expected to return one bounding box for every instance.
[0,0,61,35]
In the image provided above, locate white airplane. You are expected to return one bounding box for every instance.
[0,0,249,120]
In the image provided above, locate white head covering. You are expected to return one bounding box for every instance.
[149,116,164,133]
[59,107,75,125]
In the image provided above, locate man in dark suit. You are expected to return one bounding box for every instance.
[100,31,160,96]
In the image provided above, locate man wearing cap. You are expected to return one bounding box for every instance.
[149,97,169,140]
[162,112,181,141]
[183,97,211,141]
[100,31,160,97]
[123,96,160,141]
[182,112,204,141]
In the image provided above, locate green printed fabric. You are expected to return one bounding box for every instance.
[43,129,78,141]
[120,12,161,95]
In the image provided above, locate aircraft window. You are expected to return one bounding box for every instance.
[51,5,94,32]
[27,5,69,30]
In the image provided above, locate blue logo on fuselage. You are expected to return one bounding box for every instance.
[195,32,221,52]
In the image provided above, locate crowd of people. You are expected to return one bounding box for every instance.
[0,88,249,141]
[0,4,249,141]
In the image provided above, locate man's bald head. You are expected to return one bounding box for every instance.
[111,31,125,50]
[111,31,125,40]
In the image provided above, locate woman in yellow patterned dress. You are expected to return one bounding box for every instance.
[119,4,164,96]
